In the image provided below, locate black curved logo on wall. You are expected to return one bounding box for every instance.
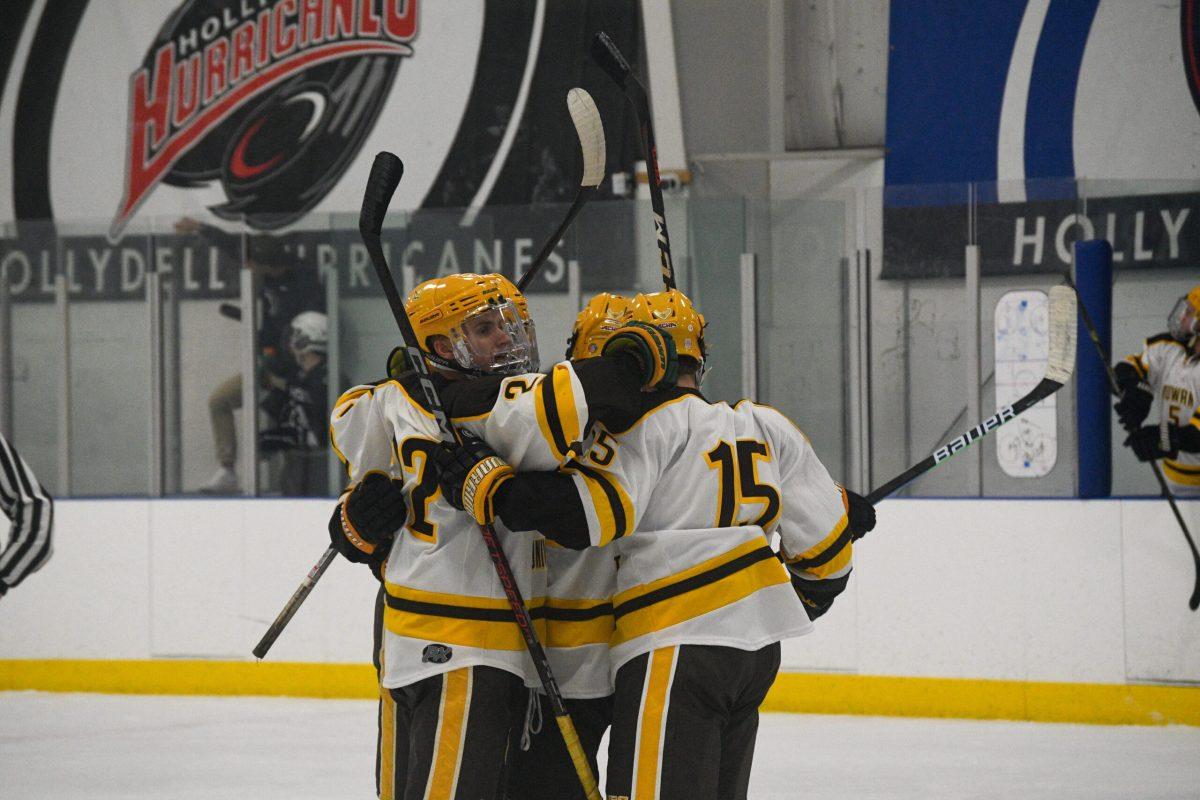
[110,0,418,239]
[1185,0,1200,117]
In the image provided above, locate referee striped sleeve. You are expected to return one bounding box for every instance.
[0,434,54,591]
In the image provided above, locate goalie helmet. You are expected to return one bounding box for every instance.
[405,273,538,376]
[566,292,634,360]
[288,311,328,356]
[630,289,707,382]
[1168,285,1200,348]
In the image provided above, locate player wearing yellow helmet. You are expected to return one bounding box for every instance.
[435,286,876,800]
[565,292,634,360]
[1115,285,1200,493]
[325,272,545,800]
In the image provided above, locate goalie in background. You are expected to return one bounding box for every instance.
[1114,285,1200,494]
[0,433,54,601]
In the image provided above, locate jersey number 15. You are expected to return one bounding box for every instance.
[706,439,781,530]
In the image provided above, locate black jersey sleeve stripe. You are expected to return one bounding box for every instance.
[537,368,570,458]
[567,459,630,543]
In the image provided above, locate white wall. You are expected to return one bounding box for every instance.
[3,497,1198,686]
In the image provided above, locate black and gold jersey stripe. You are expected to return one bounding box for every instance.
[383,583,548,651]
[610,539,789,646]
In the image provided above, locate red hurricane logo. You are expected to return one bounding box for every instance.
[110,0,418,240]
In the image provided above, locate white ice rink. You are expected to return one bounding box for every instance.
[1,692,1197,799]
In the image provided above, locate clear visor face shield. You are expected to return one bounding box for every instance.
[450,299,539,375]
[1168,296,1200,344]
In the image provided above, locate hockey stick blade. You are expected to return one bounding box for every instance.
[867,285,1077,504]
[1064,274,1200,610]
[360,152,404,239]
[517,88,606,291]
[569,88,606,189]
[591,31,632,90]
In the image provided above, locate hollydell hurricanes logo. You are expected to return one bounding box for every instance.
[110,0,418,240]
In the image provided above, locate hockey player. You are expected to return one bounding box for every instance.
[435,289,875,799]
[500,292,635,800]
[326,272,549,800]
[1114,285,1200,494]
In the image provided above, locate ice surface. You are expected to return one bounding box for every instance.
[1,692,1197,799]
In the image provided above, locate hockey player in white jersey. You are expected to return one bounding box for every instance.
[497,292,634,800]
[434,288,876,799]
[1114,285,1200,494]
[326,272,550,800]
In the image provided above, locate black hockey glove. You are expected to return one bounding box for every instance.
[433,432,514,526]
[1124,425,1180,462]
[329,472,407,564]
[845,489,876,541]
[602,321,678,390]
[787,567,849,621]
[1114,385,1153,432]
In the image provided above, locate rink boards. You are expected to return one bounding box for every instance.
[0,497,1197,726]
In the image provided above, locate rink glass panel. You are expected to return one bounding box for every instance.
[2,184,1197,499]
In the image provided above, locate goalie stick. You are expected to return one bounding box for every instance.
[1064,274,1200,611]
[358,152,602,800]
[591,30,677,291]
[866,285,1078,504]
[518,88,606,291]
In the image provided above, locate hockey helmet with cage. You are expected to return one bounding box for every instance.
[1168,285,1200,348]
[566,292,634,360]
[288,311,328,356]
[630,289,707,381]
[405,273,538,376]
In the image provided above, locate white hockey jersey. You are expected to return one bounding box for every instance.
[451,363,618,698]
[1125,334,1200,491]
[330,374,550,690]
[446,362,852,675]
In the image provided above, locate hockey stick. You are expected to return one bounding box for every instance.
[517,88,606,292]
[591,31,677,290]
[359,152,603,800]
[866,285,1078,504]
[1064,274,1200,611]
[252,547,337,659]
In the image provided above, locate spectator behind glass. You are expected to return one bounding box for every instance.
[173,216,324,494]
[259,311,331,497]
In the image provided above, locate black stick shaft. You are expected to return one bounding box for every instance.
[866,379,1059,504]
[592,32,675,290]
[517,186,596,292]
[252,546,337,659]
[1066,276,1200,610]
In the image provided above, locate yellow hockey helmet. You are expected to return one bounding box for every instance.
[630,289,707,378]
[1168,285,1200,346]
[566,292,634,361]
[405,273,538,376]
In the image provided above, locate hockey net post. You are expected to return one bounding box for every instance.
[866,285,1078,504]
[358,153,603,799]
[518,88,606,292]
